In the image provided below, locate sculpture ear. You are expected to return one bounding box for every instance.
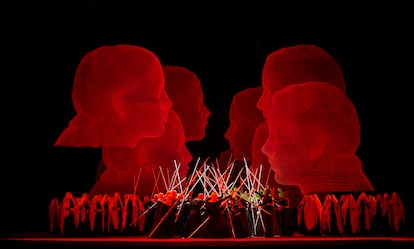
[309,134,324,161]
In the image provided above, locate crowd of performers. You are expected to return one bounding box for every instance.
[49,160,406,238]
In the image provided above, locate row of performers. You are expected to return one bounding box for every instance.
[49,189,405,237]
[49,187,293,238]
[298,191,406,236]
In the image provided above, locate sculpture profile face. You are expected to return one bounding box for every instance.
[163,65,210,141]
[55,44,172,148]
[250,123,270,172]
[251,119,303,204]
[91,110,192,196]
[262,82,372,193]
[224,87,264,160]
[257,44,346,118]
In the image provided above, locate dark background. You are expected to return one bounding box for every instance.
[2,1,413,235]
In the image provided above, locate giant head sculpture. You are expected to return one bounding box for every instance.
[55,44,172,148]
[262,82,374,194]
[90,110,192,196]
[163,65,210,142]
[224,86,264,161]
[257,44,346,119]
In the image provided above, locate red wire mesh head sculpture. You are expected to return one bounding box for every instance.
[251,123,270,172]
[224,87,264,161]
[163,65,210,142]
[90,110,192,197]
[257,44,346,119]
[55,44,172,148]
[253,44,347,197]
[262,82,374,194]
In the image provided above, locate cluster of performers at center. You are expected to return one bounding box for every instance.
[50,159,405,238]
[50,159,295,238]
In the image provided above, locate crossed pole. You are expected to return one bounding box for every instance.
[148,158,210,238]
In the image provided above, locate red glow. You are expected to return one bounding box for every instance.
[252,123,303,205]
[251,123,269,173]
[217,148,234,171]
[163,65,210,141]
[262,82,374,194]
[55,44,172,148]
[7,235,414,245]
[90,110,191,197]
[224,87,264,160]
[257,44,346,118]
[250,123,277,186]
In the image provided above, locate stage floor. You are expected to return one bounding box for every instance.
[1,233,414,248]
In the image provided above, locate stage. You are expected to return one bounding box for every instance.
[2,233,414,248]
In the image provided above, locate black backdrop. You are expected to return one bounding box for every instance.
[2,1,413,234]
